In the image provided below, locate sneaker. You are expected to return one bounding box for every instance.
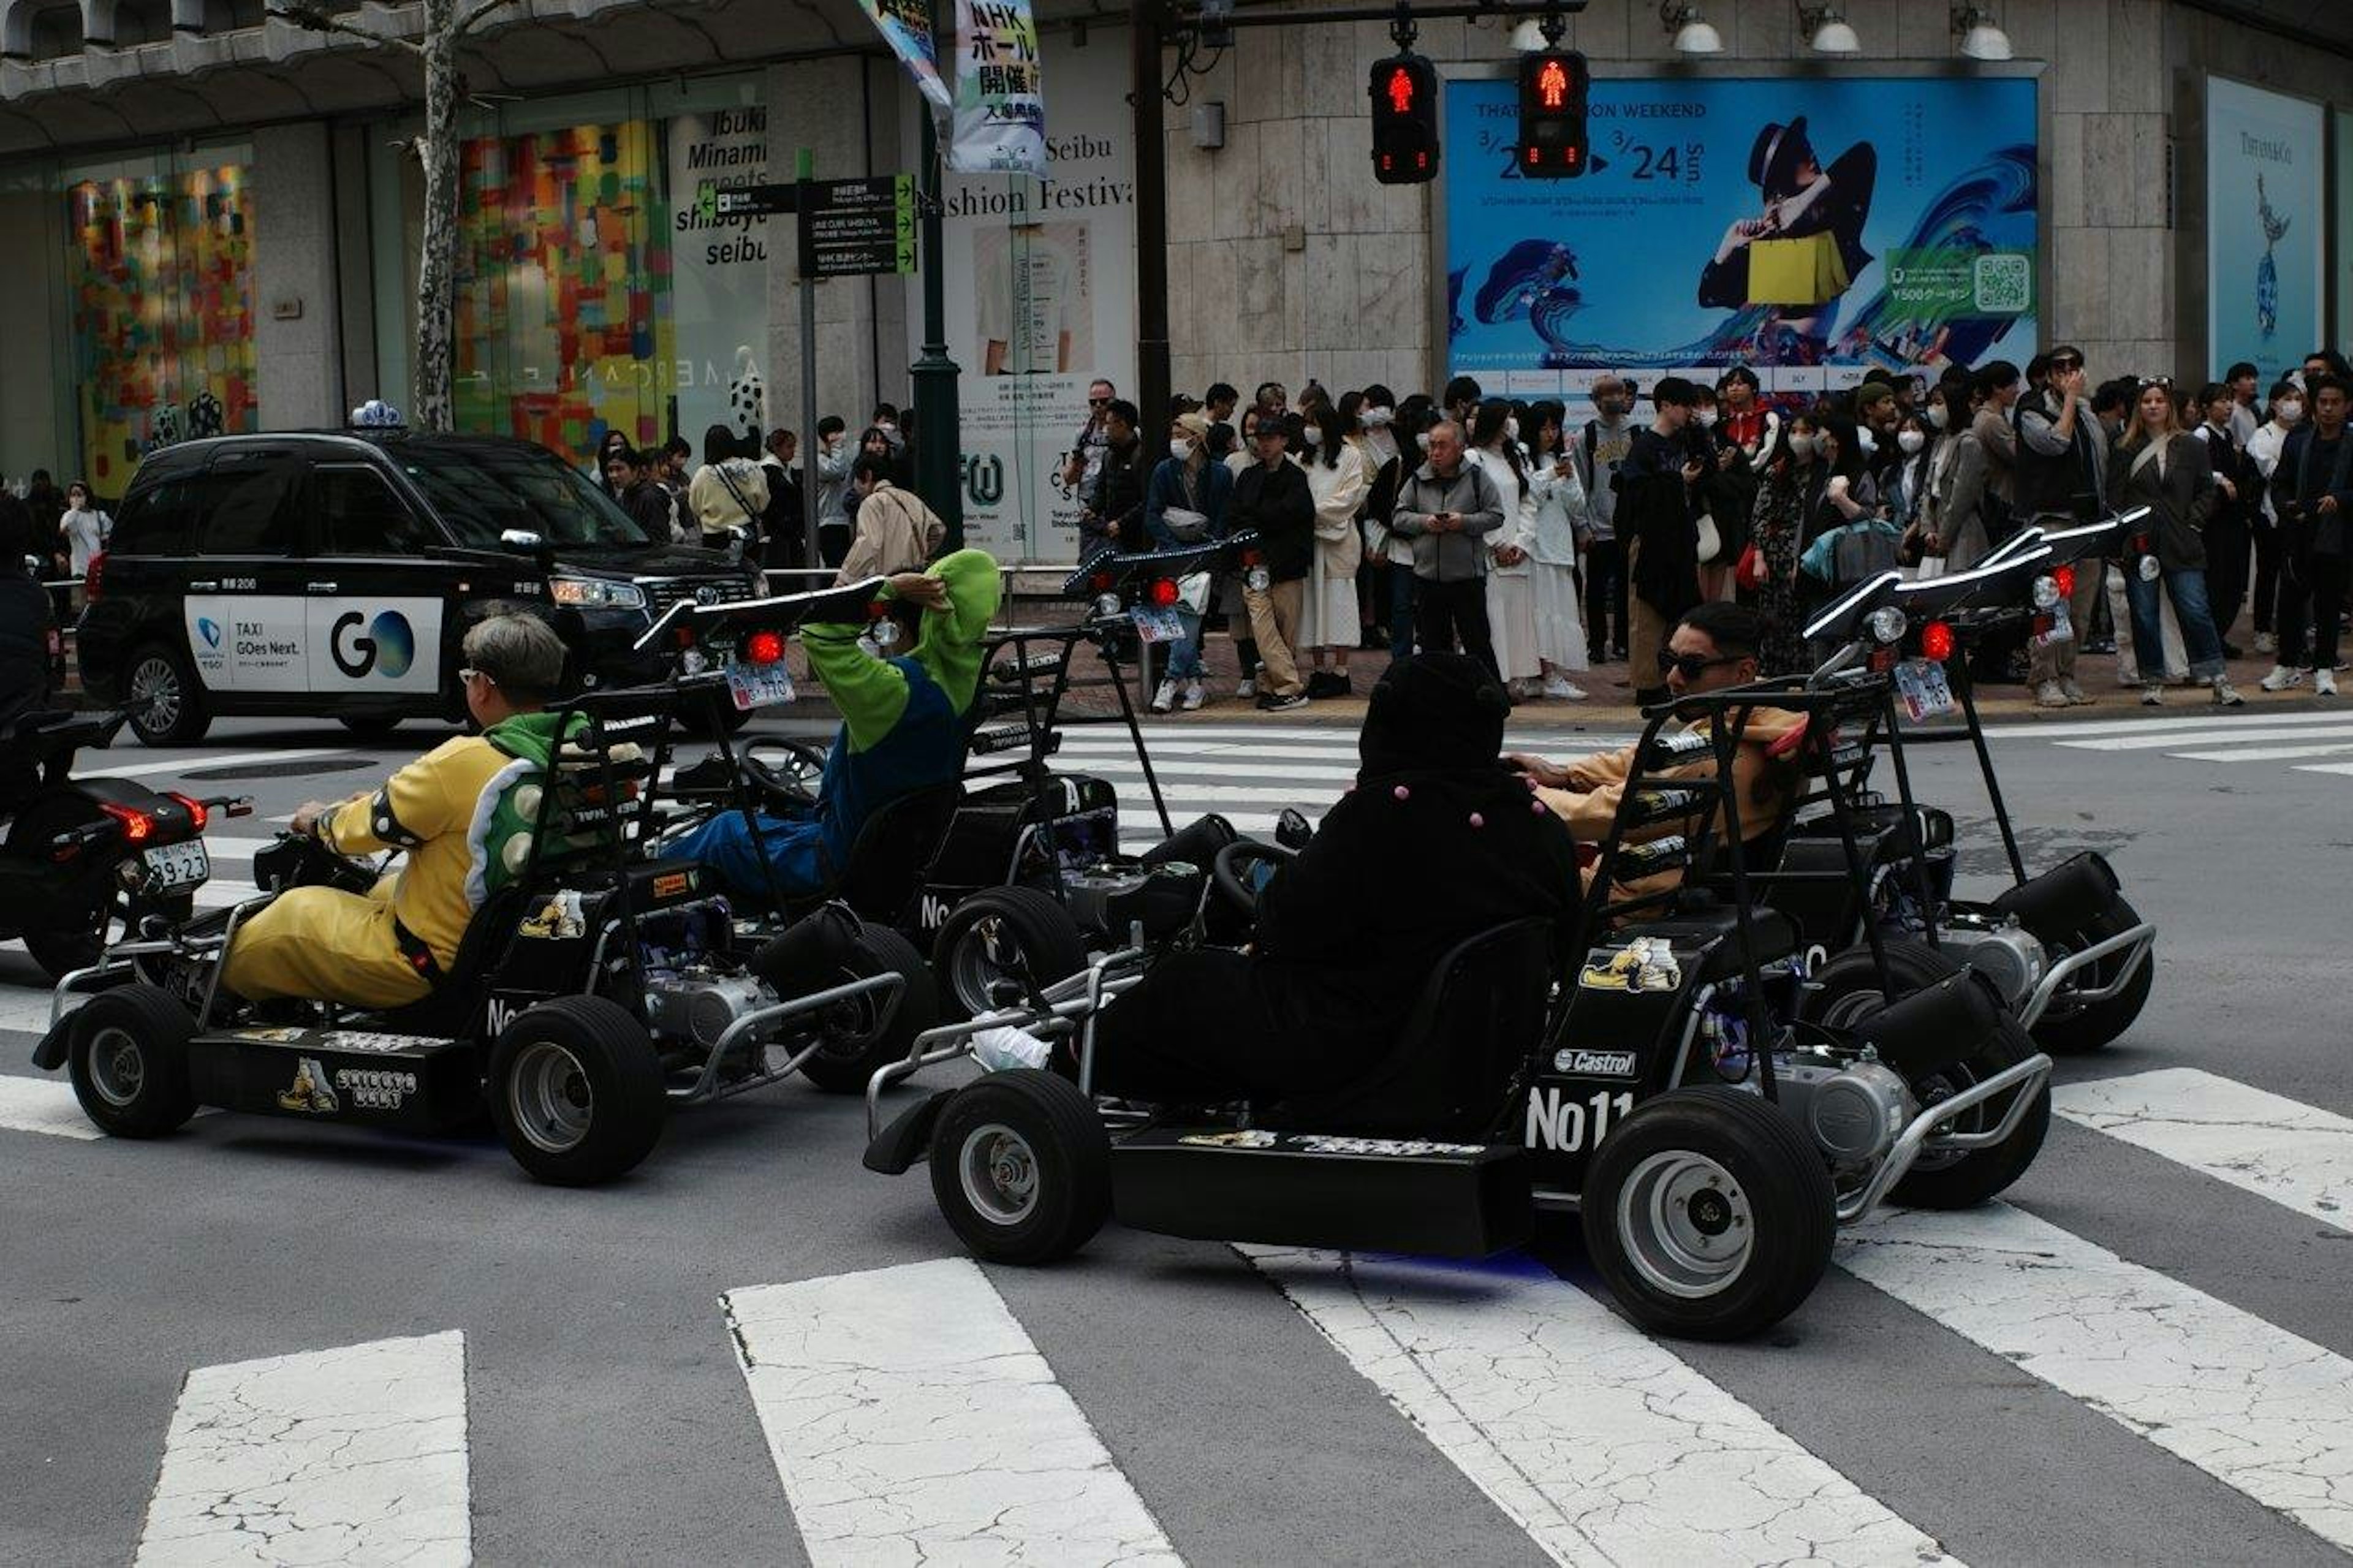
[1259,691,1309,712]
[1307,670,1349,699]
[1150,678,1177,714]
[2034,680,2071,709]
[1235,677,1257,700]
[2061,680,2096,706]
[2140,683,2164,706]
[2211,676,2245,706]
[2255,632,2277,654]
[1541,676,1589,701]
[1180,679,1205,711]
[2259,664,2306,692]
[2320,669,2340,697]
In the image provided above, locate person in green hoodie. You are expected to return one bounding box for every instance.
[222,613,578,1010]
[667,549,1001,904]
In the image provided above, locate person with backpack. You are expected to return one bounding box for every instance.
[1574,375,1638,663]
[688,423,768,554]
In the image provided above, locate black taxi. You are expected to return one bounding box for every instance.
[77,430,761,745]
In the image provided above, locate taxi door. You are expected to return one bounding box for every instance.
[183,447,309,692]
[298,462,461,702]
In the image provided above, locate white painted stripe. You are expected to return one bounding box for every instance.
[1243,1247,1961,1567]
[2053,1068,2352,1232]
[724,1258,1179,1566]
[1990,710,2353,741]
[81,746,353,781]
[1840,1203,2353,1552]
[2058,722,2353,752]
[1059,757,1364,784]
[2294,762,2353,778]
[0,1075,100,1139]
[0,988,75,1036]
[137,1331,471,1567]
[2167,742,2353,762]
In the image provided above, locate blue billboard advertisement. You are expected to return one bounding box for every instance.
[2205,75,2325,387]
[1443,74,2039,403]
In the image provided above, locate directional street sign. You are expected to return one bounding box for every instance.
[797,175,918,279]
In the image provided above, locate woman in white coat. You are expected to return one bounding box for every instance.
[1524,401,1590,700]
[1298,401,1371,697]
[1468,403,1543,698]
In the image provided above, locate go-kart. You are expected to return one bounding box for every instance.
[1770,513,2158,1052]
[854,668,2054,1341]
[647,545,1261,1019]
[29,683,933,1185]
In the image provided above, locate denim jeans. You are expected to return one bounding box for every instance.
[2124,564,2226,682]
[1387,561,1417,659]
[1161,612,1206,680]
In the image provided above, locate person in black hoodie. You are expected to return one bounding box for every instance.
[1229,414,1316,710]
[1064,653,1578,1106]
[1620,377,1707,705]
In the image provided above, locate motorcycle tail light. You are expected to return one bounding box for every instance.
[1147,577,1181,608]
[100,801,154,844]
[1920,620,1956,662]
[167,792,208,833]
[1088,571,1115,593]
[83,552,104,603]
[744,629,787,666]
[1869,645,1898,672]
[2052,564,2076,599]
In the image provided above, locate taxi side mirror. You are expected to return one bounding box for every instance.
[499,528,547,556]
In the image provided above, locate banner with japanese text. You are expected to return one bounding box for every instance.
[950,0,1047,178]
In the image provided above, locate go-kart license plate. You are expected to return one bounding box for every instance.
[142,839,210,891]
[726,659,797,711]
[1132,608,1185,645]
[1893,657,1955,721]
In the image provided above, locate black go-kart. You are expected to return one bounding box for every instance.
[648,542,1263,1020]
[853,667,2055,1341]
[29,681,933,1185]
[1770,513,2158,1054]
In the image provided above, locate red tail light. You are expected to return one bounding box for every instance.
[1920,620,1956,662]
[167,792,208,833]
[1240,548,1265,567]
[744,629,786,666]
[1088,571,1114,593]
[1147,577,1181,608]
[2052,564,2075,599]
[83,552,104,603]
[100,801,154,844]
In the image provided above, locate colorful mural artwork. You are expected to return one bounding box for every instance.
[453,121,676,457]
[65,164,258,488]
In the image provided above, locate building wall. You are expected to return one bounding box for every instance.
[248,121,343,429]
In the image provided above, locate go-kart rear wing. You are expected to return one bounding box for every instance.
[632,576,890,656]
[1059,529,1262,610]
[1981,505,2149,574]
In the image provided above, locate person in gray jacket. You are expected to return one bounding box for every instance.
[1392,418,1505,678]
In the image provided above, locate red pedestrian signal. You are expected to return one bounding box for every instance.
[1369,53,1439,185]
[1517,49,1588,179]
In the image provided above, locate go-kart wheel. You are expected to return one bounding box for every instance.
[798,924,939,1094]
[928,1069,1110,1265]
[931,887,1089,1021]
[66,984,197,1138]
[124,642,211,747]
[2029,899,2155,1055]
[1210,839,1295,918]
[1582,1087,1835,1341]
[1803,937,2050,1210]
[488,996,667,1185]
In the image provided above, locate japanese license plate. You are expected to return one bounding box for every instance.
[142,839,211,892]
[2033,600,2074,649]
[1132,608,1185,645]
[1893,657,1956,722]
[726,659,797,711]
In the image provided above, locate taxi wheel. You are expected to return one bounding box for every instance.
[124,643,211,748]
[339,716,403,739]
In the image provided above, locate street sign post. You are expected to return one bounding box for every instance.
[797,176,919,279]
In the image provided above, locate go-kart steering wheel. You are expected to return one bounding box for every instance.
[737,738,828,808]
[1211,838,1295,917]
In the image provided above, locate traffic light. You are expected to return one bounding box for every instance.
[1517,48,1588,178]
[1368,52,1439,184]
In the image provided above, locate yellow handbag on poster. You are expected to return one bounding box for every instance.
[1746,231,1850,307]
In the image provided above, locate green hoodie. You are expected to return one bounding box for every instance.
[465,710,594,906]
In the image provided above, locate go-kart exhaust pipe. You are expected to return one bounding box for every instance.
[749,903,861,995]
[1847,968,2008,1080]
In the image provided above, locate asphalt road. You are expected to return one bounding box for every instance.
[2,708,2349,1567]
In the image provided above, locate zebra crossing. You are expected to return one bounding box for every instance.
[9,1059,2338,1566]
[2004,706,2353,781]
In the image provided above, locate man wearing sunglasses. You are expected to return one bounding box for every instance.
[1059,380,1120,498]
[2015,346,2109,706]
[1507,602,1804,882]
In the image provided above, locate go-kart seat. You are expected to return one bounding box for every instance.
[1268,916,1559,1142]
[785,780,964,926]
[367,884,531,1037]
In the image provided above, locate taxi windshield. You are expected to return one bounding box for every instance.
[395,444,653,550]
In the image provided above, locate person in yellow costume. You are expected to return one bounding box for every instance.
[221,613,574,1009]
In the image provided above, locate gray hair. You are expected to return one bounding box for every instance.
[1427,418,1464,446]
[461,612,566,703]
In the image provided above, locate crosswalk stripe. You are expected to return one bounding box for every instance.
[1243,1247,1961,1567]
[2056,722,2353,751]
[1991,710,2353,741]
[2167,741,2353,762]
[1054,757,1364,784]
[2294,761,2353,778]
[1838,1203,2353,1553]
[81,746,355,781]
[0,1075,100,1139]
[136,1331,471,1567]
[2053,1069,2351,1232]
[723,1259,1180,1566]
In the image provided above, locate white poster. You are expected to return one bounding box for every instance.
[668,109,776,448]
[928,31,1134,563]
[2206,77,2326,387]
[951,0,1048,178]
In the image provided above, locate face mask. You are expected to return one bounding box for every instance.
[2278,400,2305,424]
[1170,439,1194,461]
[1302,425,1323,447]
[1787,433,1817,460]
[1923,405,1947,431]
[1898,430,1926,455]
[1363,406,1394,428]
[1695,410,1718,429]
[1415,433,1432,453]
[1504,417,1521,441]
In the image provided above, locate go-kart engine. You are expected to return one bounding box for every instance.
[645,969,775,1049]
[1927,917,2048,1015]
[1776,1057,1919,1169]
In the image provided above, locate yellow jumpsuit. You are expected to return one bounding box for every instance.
[222,737,519,1009]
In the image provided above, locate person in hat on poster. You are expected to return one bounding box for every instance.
[1698,116,1877,363]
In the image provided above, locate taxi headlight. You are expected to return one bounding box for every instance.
[548,576,647,610]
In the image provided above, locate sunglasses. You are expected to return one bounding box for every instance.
[2139,376,2174,389]
[1656,649,1743,680]
[458,667,496,687]
[1088,396,1110,406]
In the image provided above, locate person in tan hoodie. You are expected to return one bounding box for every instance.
[836,455,947,586]
[1507,602,1805,890]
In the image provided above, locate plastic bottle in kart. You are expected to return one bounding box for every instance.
[972,1026,1055,1073]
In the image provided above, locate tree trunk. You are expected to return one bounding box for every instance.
[412,0,461,432]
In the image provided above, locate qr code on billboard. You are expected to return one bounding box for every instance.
[1973,254,2031,314]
